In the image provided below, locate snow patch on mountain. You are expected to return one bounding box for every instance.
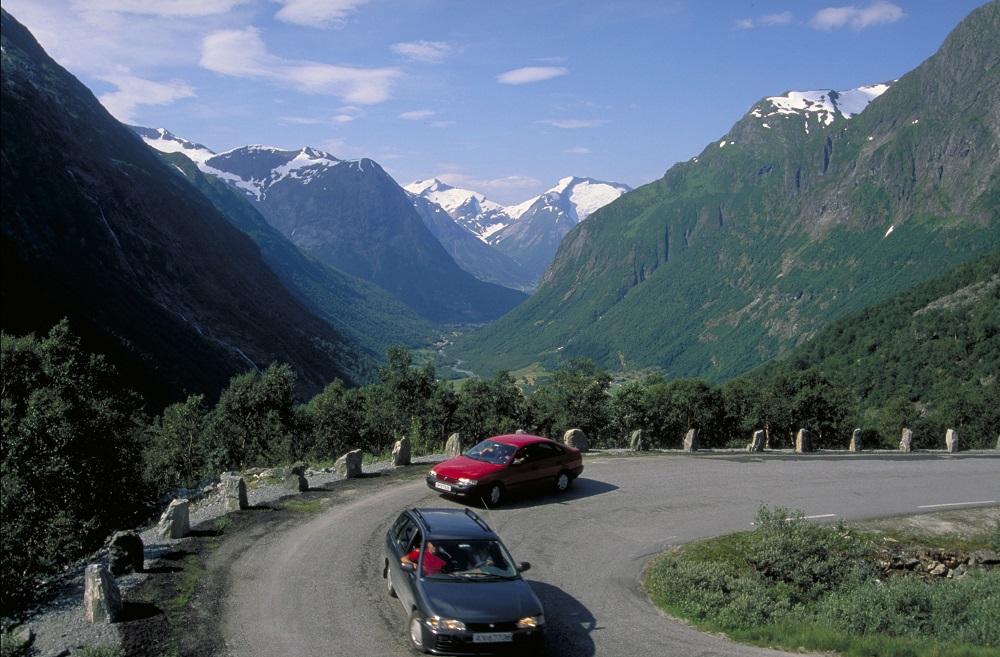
[405,179,513,242]
[756,83,892,129]
[135,126,216,164]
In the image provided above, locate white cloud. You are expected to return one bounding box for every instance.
[497,66,568,85]
[390,40,452,63]
[398,110,436,120]
[281,111,358,125]
[539,119,608,129]
[97,74,195,123]
[200,28,399,103]
[736,12,792,29]
[811,1,904,30]
[273,0,369,27]
[70,0,247,17]
[566,147,591,155]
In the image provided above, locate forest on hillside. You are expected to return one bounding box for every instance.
[2,252,997,613]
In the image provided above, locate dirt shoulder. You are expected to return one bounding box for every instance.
[118,465,433,657]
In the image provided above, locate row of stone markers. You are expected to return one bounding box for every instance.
[83,437,427,624]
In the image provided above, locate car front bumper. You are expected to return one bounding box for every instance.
[416,623,544,656]
[426,473,483,498]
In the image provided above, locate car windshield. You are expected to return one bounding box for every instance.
[422,539,519,580]
[464,440,515,465]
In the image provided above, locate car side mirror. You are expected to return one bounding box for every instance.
[517,561,531,573]
[400,561,416,573]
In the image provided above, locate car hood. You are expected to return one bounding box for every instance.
[433,456,505,480]
[419,578,542,622]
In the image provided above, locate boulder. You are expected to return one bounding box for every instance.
[335,449,363,478]
[392,436,412,466]
[682,428,699,452]
[795,428,813,453]
[444,433,464,458]
[900,428,914,452]
[747,430,765,452]
[563,428,589,452]
[945,429,959,453]
[221,472,249,510]
[108,530,143,575]
[83,564,121,623]
[283,462,308,491]
[157,498,190,540]
[514,429,526,435]
[849,429,862,452]
[628,429,645,451]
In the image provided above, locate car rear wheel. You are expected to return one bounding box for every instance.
[409,610,428,653]
[485,482,504,507]
[555,471,572,492]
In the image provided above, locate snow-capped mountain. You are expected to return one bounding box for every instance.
[748,83,893,132]
[406,175,631,281]
[137,131,525,323]
[404,179,514,241]
[492,176,631,279]
[132,125,216,164]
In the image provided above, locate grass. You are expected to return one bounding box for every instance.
[282,499,323,513]
[0,631,29,657]
[76,646,125,657]
[644,506,1000,657]
[164,555,206,623]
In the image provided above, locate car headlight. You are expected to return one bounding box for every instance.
[426,616,466,631]
[457,477,478,487]
[428,469,438,477]
[517,614,544,629]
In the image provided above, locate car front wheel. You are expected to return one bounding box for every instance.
[484,482,504,507]
[555,471,572,492]
[409,610,428,653]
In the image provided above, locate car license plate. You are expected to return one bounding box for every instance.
[434,482,452,492]
[473,632,512,643]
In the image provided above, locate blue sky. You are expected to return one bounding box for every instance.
[5,0,987,203]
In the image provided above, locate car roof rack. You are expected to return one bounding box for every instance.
[464,508,492,533]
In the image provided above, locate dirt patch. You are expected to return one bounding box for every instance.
[117,466,431,657]
[853,505,1000,543]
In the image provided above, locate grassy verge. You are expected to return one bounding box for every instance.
[644,506,1000,657]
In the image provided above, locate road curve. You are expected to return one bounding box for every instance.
[222,452,999,657]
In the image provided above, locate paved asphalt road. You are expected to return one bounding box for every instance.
[222,452,999,657]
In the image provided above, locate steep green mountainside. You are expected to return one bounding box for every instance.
[163,153,435,360]
[0,10,364,405]
[455,1,999,379]
[743,252,999,443]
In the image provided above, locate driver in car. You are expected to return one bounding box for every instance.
[401,540,448,576]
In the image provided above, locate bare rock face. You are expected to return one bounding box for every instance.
[629,429,645,451]
[108,530,143,576]
[795,428,813,453]
[157,498,190,540]
[392,436,412,466]
[945,429,959,453]
[682,428,699,452]
[563,428,589,452]
[747,430,765,452]
[84,564,121,623]
[221,472,249,510]
[284,462,309,491]
[849,429,862,452]
[900,428,914,452]
[444,433,464,458]
[335,449,363,478]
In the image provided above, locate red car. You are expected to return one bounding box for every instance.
[426,434,584,506]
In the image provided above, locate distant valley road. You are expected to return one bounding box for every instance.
[221,453,999,657]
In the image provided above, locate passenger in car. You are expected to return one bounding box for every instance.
[402,540,448,576]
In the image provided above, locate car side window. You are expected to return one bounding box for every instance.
[394,517,418,551]
[527,443,559,460]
